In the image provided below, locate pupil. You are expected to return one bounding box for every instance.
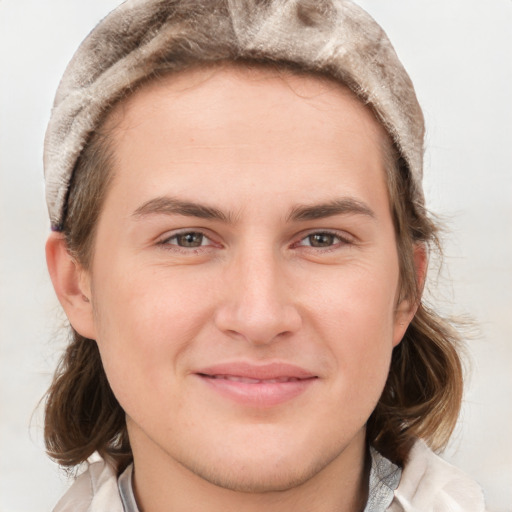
[178,233,203,247]
[310,233,334,247]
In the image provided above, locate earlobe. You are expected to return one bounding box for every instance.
[392,243,428,347]
[46,232,96,339]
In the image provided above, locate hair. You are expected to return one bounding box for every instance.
[44,1,464,473]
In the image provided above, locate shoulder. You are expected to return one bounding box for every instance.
[389,439,486,512]
[53,457,124,512]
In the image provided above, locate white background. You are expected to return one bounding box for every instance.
[0,1,511,511]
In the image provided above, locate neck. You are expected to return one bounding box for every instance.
[129,426,369,512]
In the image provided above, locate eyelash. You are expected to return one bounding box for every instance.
[293,231,354,251]
[157,229,354,254]
[157,230,219,253]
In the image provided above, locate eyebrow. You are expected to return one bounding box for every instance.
[133,196,233,222]
[132,196,375,223]
[286,198,375,222]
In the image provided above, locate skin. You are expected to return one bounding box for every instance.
[47,65,423,512]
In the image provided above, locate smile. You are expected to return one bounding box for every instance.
[195,362,318,407]
[200,375,306,384]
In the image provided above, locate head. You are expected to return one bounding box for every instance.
[44,0,463,481]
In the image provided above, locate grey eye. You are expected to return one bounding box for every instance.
[175,232,205,247]
[307,233,337,247]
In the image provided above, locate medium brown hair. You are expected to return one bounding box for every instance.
[44,5,463,472]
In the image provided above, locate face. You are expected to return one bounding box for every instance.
[71,66,415,491]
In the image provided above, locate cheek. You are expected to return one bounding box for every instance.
[89,263,217,406]
[310,259,400,397]
[94,257,215,334]
[311,255,399,338]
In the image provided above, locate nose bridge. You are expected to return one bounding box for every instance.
[215,239,301,344]
[240,243,281,306]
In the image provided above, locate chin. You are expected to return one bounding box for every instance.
[174,438,344,494]
[185,459,319,493]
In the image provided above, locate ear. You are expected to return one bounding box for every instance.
[392,243,428,347]
[46,232,97,340]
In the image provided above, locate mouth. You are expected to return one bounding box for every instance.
[194,362,318,407]
[198,375,309,384]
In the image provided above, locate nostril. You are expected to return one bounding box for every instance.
[214,302,302,346]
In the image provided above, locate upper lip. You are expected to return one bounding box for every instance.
[195,362,317,381]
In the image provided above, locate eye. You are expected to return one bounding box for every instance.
[303,233,337,248]
[163,231,211,248]
[296,231,351,249]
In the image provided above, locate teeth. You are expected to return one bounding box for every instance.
[211,375,300,383]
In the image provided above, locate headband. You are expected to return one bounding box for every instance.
[44,0,425,230]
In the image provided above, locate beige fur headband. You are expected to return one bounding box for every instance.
[44,0,425,230]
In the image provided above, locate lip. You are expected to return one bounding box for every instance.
[194,362,318,407]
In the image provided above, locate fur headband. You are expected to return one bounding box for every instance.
[44,0,425,230]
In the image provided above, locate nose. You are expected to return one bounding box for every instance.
[213,247,302,346]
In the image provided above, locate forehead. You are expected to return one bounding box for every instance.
[106,63,388,145]
[99,64,391,218]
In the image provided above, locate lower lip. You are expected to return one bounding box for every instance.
[197,375,316,407]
